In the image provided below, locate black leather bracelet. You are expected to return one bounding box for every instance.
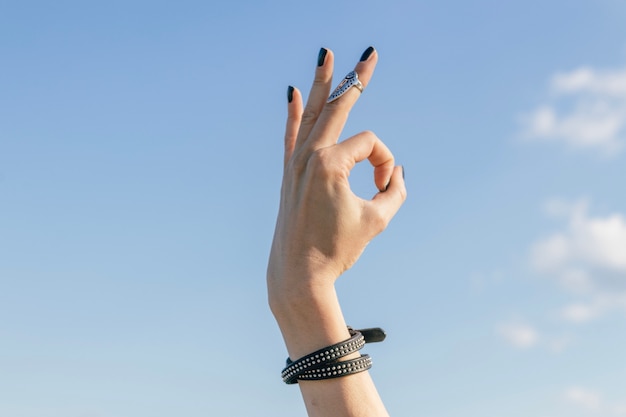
[282,328,365,384]
[281,326,385,385]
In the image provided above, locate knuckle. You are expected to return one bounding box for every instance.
[361,130,377,140]
[287,111,302,123]
[360,130,383,150]
[312,76,329,86]
[398,186,408,202]
[307,148,341,178]
[301,107,320,126]
[289,149,308,173]
[324,98,347,112]
[368,210,388,235]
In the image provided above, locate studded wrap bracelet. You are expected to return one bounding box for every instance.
[281,327,386,384]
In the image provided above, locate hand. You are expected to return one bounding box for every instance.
[267,47,406,306]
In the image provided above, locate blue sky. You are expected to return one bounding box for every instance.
[1,1,625,416]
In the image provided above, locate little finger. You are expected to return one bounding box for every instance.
[284,86,303,168]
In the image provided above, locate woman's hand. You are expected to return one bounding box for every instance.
[268,47,406,304]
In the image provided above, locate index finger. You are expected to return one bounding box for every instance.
[335,130,395,192]
[304,46,378,151]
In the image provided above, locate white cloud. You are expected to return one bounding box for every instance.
[565,387,602,411]
[560,303,600,323]
[560,293,626,324]
[497,319,574,353]
[613,404,626,416]
[564,386,626,416]
[552,67,626,96]
[530,199,626,322]
[497,321,539,348]
[521,65,626,155]
[531,199,626,275]
[531,233,570,273]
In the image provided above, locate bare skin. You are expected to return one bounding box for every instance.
[267,47,407,417]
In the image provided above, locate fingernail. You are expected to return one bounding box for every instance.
[384,181,390,192]
[317,47,328,67]
[287,86,294,103]
[360,46,375,62]
[402,165,405,180]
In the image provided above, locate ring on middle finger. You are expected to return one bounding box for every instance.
[327,70,364,103]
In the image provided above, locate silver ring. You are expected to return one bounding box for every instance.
[327,70,364,103]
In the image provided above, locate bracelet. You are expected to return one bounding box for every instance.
[281,326,385,384]
[282,328,365,384]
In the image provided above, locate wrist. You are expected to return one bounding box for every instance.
[268,282,351,360]
[266,262,339,313]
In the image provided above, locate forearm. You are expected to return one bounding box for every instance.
[269,282,390,417]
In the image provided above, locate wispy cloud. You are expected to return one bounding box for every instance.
[552,68,626,96]
[530,199,626,322]
[496,319,571,353]
[564,386,626,416]
[520,66,626,155]
[565,386,602,411]
[497,321,539,348]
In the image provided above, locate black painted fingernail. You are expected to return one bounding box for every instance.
[317,48,328,67]
[287,86,294,103]
[402,165,405,180]
[360,46,375,62]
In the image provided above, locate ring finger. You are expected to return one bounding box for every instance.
[294,48,335,150]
